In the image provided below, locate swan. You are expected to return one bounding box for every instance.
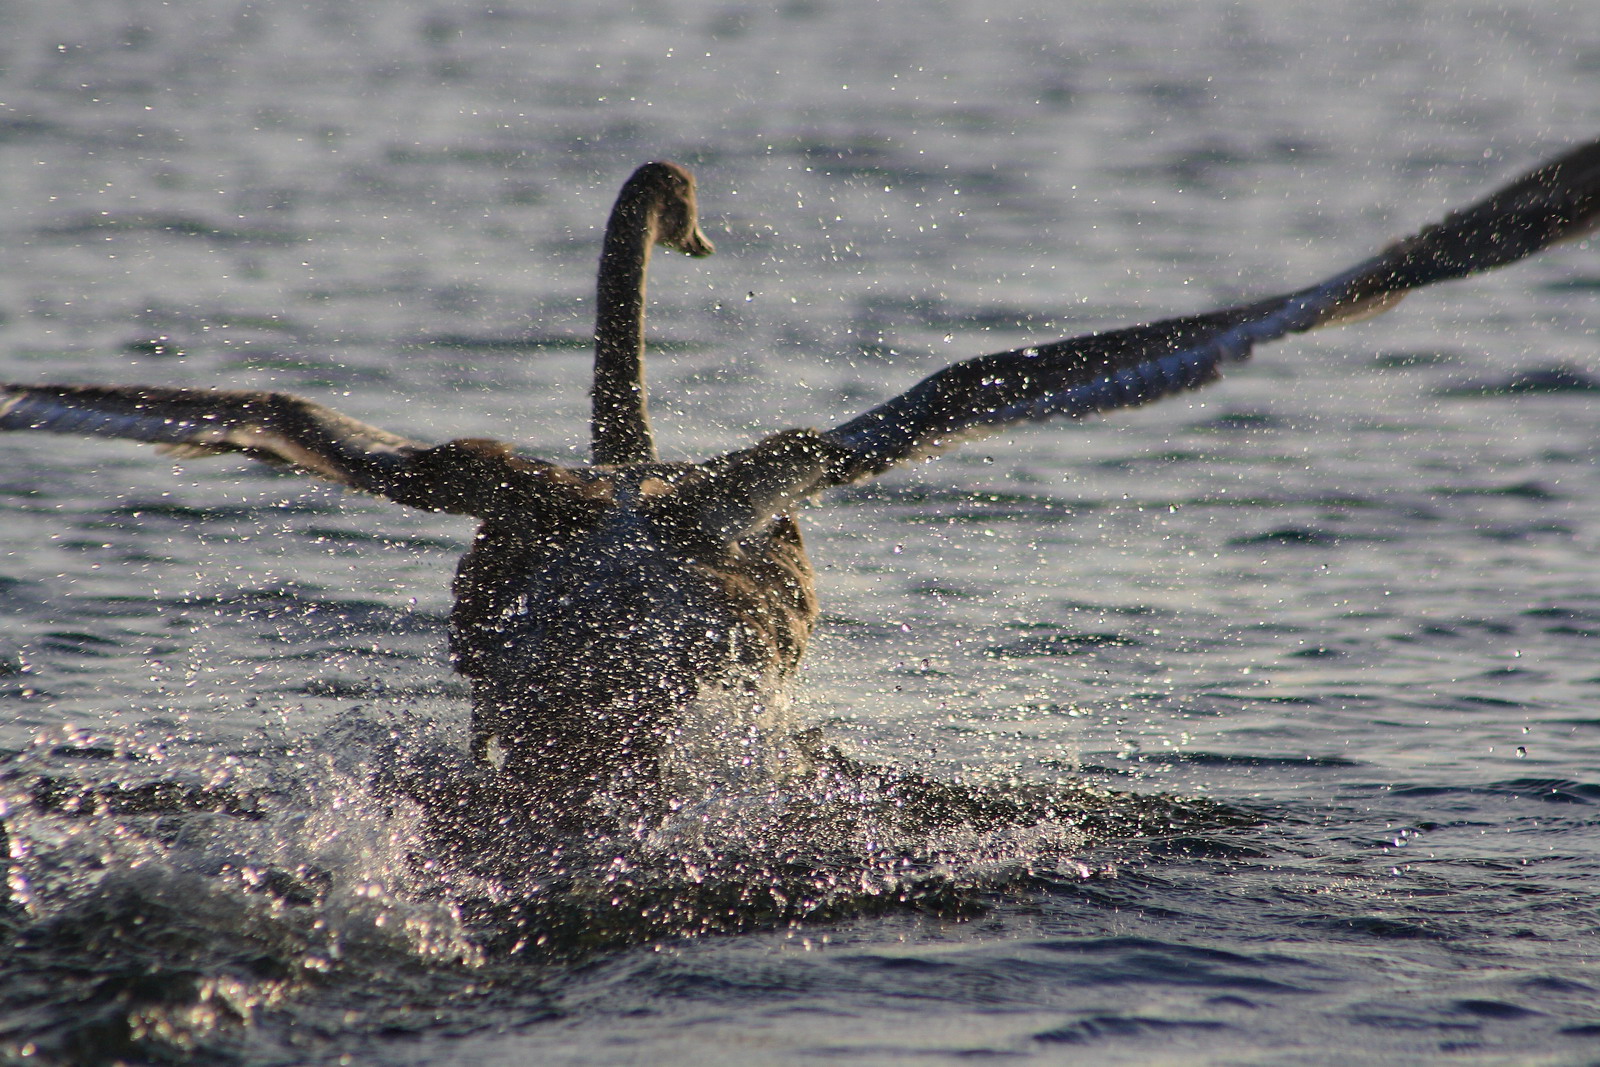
[3,143,1597,815]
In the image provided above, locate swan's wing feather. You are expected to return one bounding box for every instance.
[824,137,1600,482]
[0,384,427,493]
[0,384,601,521]
[675,429,852,543]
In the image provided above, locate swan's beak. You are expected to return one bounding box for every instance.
[672,225,714,258]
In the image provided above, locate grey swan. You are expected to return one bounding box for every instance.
[3,144,1598,817]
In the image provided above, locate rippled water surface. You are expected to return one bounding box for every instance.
[2,1,1600,1064]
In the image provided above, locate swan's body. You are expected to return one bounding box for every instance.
[3,144,1598,814]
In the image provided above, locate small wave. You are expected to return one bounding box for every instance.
[1368,349,1465,369]
[405,334,594,352]
[35,631,122,658]
[1388,778,1600,804]
[36,213,302,246]
[1430,480,1562,501]
[985,632,1138,658]
[1434,365,1600,397]
[1129,751,1361,769]
[1305,914,1451,940]
[104,500,335,523]
[163,587,448,634]
[1034,1013,1231,1045]
[1227,527,1344,547]
[833,482,1084,513]
[1188,410,1288,432]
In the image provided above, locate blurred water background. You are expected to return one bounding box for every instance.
[1,1,1599,1063]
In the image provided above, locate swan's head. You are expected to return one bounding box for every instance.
[630,160,714,258]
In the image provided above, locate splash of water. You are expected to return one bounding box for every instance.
[0,706,1242,1064]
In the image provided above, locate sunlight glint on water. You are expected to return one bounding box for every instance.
[1,0,1599,1063]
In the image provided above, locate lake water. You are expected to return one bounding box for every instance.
[2,1,1599,1064]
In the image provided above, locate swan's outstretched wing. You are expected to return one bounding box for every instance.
[0,384,615,524]
[821,137,1600,483]
[0,384,427,494]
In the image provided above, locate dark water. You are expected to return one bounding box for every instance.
[3,1,1600,1063]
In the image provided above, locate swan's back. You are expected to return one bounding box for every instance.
[449,462,818,809]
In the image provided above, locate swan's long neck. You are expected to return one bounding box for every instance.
[592,192,659,466]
